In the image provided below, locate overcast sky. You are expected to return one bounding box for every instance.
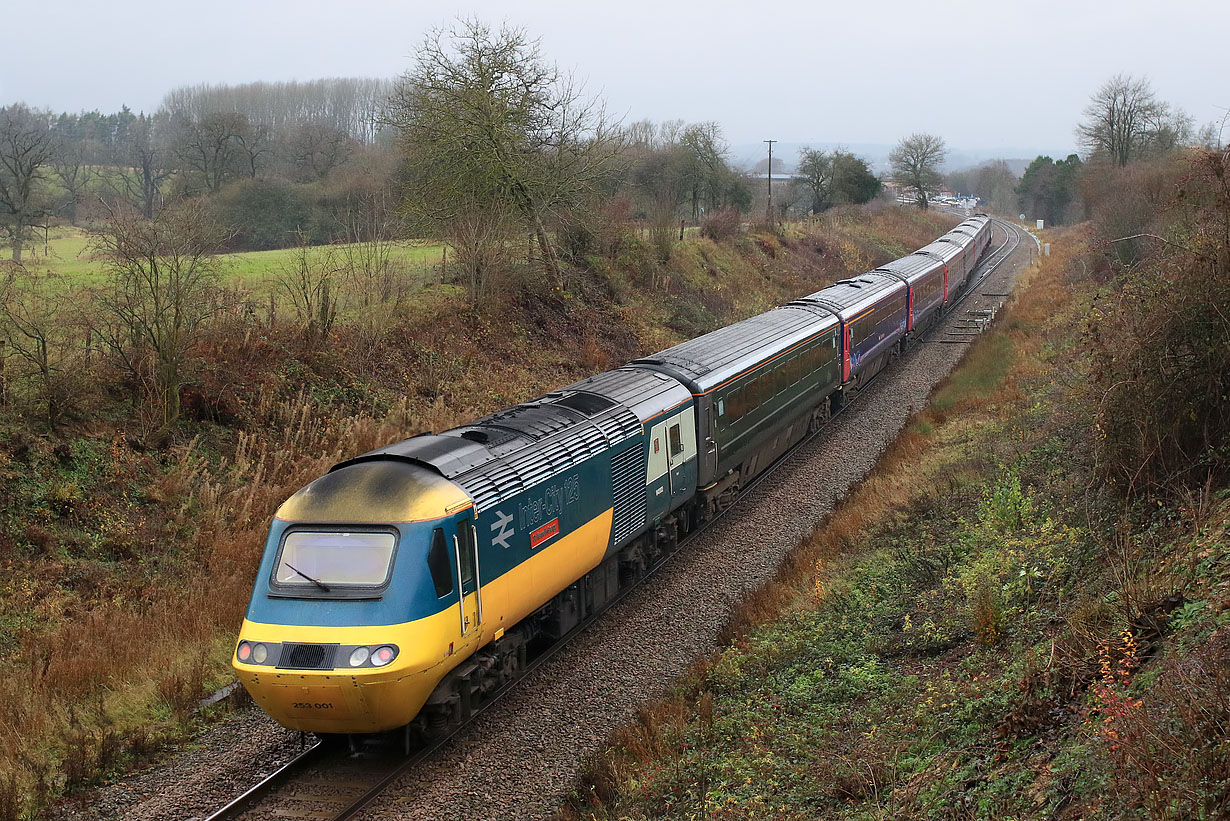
[3,0,1226,160]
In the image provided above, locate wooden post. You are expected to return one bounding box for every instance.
[442,247,447,282]
[679,219,685,241]
[0,339,6,407]
[268,293,276,328]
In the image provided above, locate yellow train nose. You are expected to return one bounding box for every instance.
[237,665,440,734]
[232,605,471,734]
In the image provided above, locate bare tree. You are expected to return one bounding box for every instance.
[1076,74,1191,166]
[623,119,747,227]
[92,201,225,434]
[447,198,517,303]
[52,137,95,225]
[890,133,946,209]
[1077,74,1160,167]
[387,19,623,292]
[282,122,355,180]
[234,121,272,178]
[339,192,407,308]
[160,77,393,144]
[796,147,835,214]
[120,113,173,218]
[0,104,59,262]
[275,238,341,340]
[679,122,730,219]
[0,267,89,428]
[171,111,249,192]
[947,159,1019,214]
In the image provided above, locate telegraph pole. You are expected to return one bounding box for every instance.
[764,139,776,224]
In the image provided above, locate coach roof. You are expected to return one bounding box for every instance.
[631,303,837,393]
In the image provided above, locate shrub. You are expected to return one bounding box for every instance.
[1087,148,1230,496]
[1093,628,1230,818]
[700,206,741,241]
[1081,156,1181,265]
[648,218,675,265]
[212,178,318,251]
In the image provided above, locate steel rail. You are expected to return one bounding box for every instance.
[202,741,330,820]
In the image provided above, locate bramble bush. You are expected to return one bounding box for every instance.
[1087,147,1230,497]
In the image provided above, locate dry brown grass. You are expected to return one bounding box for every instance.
[0,386,429,809]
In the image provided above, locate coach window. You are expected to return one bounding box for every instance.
[728,385,747,422]
[747,376,767,408]
[428,527,453,598]
[668,423,684,457]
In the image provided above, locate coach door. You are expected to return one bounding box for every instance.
[666,410,697,499]
[454,515,481,637]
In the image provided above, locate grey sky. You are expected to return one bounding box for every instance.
[4,0,1226,160]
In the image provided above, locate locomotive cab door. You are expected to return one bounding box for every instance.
[453,515,481,638]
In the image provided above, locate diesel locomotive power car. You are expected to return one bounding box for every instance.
[233,215,994,737]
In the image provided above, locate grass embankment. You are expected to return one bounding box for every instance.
[560,229,1229,819]
[0,204,955,817]
[18,226,446,297]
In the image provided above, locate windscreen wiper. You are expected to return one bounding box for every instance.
[285,563,331,592]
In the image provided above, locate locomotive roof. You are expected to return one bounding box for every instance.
[563,367,693,425]
[631,303,837,392]
[792,272,906,320]
[334,384,647,512]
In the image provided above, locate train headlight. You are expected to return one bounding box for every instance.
[348,647,370,667]
[251,643,268,664]
[371,646,397,667]
[237,641,251,662]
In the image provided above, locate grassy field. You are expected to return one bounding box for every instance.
[18,226,447,297]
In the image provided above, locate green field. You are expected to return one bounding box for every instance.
[18,227,447,298]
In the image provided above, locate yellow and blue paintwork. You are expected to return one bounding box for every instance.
[235,453,621,733]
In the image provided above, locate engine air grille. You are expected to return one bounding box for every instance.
[610,444,647,546]
[278,643,336,670]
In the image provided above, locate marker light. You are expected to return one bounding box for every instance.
[349,647,370,667]
[252,643,268,664]
[237,642,251,662]
[372,646,396,667]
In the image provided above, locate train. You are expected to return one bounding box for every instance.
[232,214,995,737]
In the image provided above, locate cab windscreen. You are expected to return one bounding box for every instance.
[274,531,396,590]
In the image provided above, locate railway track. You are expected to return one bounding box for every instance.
[203,216,1025,821]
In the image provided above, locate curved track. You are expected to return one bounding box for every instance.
[203,216,1026,821]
